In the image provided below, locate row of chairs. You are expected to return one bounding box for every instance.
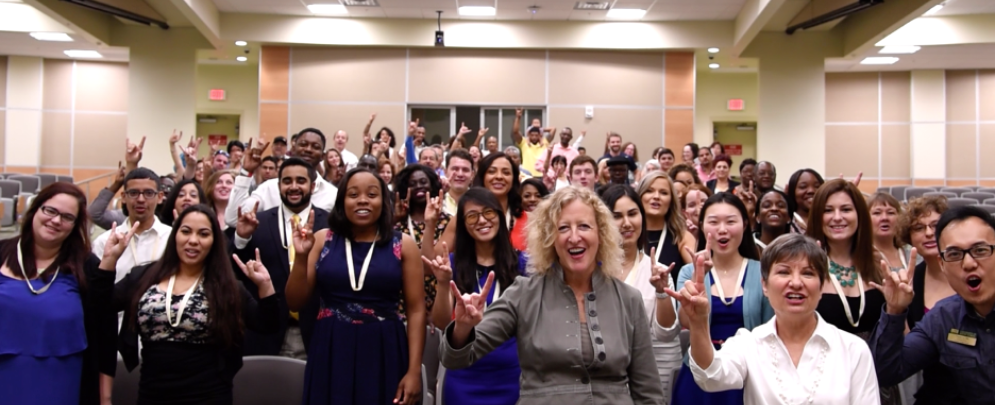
[877,185,995,202]
[0,174,75,228]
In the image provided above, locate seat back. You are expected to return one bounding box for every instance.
[233,356,306,405]
[37,173,58,190]
[940,187,972,196]
[57,175,74,184]
[978,188,995,196]
[904,187,934,201]
[890,185,910,201]
[945,198,976,209]
[8,175,40,194]
[113,359,140,405]
[876,186,890,195]
[0,180,21,199]
[962,192,995,203]
[923,191,957,199]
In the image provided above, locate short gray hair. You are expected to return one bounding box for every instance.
[503,146,521,158]
[760,234,828,285]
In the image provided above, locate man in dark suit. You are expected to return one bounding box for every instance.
[230,158,327,359]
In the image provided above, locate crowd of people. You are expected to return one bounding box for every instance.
[1,106,993,405]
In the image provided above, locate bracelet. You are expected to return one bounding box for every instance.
[239,168,253,177]
[655,292,669,300]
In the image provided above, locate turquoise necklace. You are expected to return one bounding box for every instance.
[828,260,857,287]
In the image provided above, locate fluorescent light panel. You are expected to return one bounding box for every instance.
[458,6,495,16]
[708,63,719,69]
[64,50,102,58]
[606,8,646,19]
[235,40,247,46]
[879,45,920,54]
[707,47,719,53]
[860,57,900,65]
[236,56,247,62]
[30,32,72,42]
[924,3,944,16]
[307,4,347,15]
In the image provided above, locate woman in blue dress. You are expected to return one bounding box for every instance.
[0,182,135,405]
[672,192,773,405]
[286,168,426,405]
[423,187,526,405]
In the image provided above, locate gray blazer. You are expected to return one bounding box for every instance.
[440,266,665,405]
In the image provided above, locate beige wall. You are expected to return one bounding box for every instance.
[260,46,696,161]
[695,72,759,146]
[195,64,259,144]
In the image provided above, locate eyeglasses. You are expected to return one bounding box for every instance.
[39,205,77,224]
[464,208,499,226]
[940,244,995,262]
[125,189,158,199]
[910,222,938,234]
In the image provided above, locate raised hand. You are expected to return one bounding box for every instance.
[458,122,471,136]
[291,210,316,256]
[102,221,140,261]
[451,271,494,329]
[168,129,182,146]
[685,218,698,235]
[235,201,260,239]
[739,182,758,220]
[232,248,273,288]
[408,118,420,136]
[839,171,863,187]
[109,161,127,191]
[870,247,917,315]
[125,136,146,165]
[515,108,523,118]
[242,138,270,173]
[421,241,453,284]
[478,127,489,138]
[665,244,710,326]
[648,247,676,293]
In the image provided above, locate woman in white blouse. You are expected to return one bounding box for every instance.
[666,233,880,405]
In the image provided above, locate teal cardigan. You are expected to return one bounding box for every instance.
[675,258,774,331]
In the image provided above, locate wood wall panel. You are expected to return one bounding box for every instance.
[260,46,290,101]
[881,125,911,178]
[665,52,694,107]
[259,103,289,139]
[826,72,878,123]
[826,125,878,177]
[979,70,995,122]
[665,109,693,152]
[290,48,406,103]
[881,72,911,122]
[40,112,72,166]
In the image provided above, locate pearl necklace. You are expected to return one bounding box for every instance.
[766,336,828,405]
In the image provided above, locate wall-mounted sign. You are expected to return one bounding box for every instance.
[727,99,744,111]
[725,144,743,156]
[208,89,226,101]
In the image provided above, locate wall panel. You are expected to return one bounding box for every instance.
[548,51,662,106]
[665,52,694,107]
[40,112,71,166]
[43,60,73,111]
[826,125,878,177]
[409,48,545,104]
[0,56,6,107]
[665,109,694,152]
[260,46,290,101]
[881,124,911,179]
[291,48,406,103]
[980,124,995,178]
[289,104,407,155]
[73,114,127,167]
[946,70,977,122]
[826,72,878,123]
[946,124,976,179]
[880,72,910,122]
[980,70,995,122]
[76,62,129,112]
[548,107,662,160]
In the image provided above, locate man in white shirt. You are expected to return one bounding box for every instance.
[231,158,329,359]
[92,168,171,282]
[225,129,337,228]
[333,130,358,170]
[442,149,474,216]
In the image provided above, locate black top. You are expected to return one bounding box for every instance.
[645,228,685,286]
[817,287,886,335]
[706,178,741,194]
[113,263,280,404]
[908,261,928,330]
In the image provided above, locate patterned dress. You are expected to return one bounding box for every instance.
[395,212,449,314]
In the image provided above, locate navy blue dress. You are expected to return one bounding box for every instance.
[303,231,409,405]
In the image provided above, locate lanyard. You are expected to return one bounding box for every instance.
[875,246,908,270]
[828,259,865,327]
[754,236,767,250]
[654,226,669,263]
[16,240,59,294]
[478,279,501,310]
[407,216,420,242]
[166,274,201,327]
[711,258,748,306]
[794,213,807,230]
[346,233,379,291]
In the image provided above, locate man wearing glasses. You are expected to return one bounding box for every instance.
[92,168,171,282]
[870,205,995,404]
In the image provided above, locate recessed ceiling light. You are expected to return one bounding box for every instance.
[708,63,720,69]
[860,57,900,65]
[235,40,247,46]
[307,4,347,15]
[924,3,944,16]
[30,32,72,42]
[458,6,496,16]
[236,56,248,62]
[64,50,102,58]
[707,47,719,53]
[606,8,646,19]
[879,45,921,54]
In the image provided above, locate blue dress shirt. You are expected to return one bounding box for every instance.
[869,295,995,405]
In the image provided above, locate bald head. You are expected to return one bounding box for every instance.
[333,130,348,152]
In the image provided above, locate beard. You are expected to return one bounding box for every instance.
[281,191,312,211]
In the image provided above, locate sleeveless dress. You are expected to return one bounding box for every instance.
[303,231,409,405]
[671,273,746,405]
[0,272,87,404]
[645,229,685,286]
[441,252,528,405]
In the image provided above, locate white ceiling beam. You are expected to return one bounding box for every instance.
[877,14,995,47]
[731,0,789,57]
[169,0,223,48]
[832,0,941,58]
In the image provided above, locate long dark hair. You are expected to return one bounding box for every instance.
[393,164,442,213]
[127,205,244,347]
[599,184,648,251]
[806,179,881,284]
[158,179,207,226]
[696,192,760,261]
[1,182,91,291]
[454,188,520,295]
[328,168,394,245]
[473,152,523,218]
[786,168,825,215]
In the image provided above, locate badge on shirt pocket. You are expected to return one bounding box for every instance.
[947,329,978,347]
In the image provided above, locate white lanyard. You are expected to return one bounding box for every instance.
[875,247,908,270]
[654,226,669,263]
[407,216,420,241]
[166,274,201,327]
[754,236,767,250]
[479,279,501,310]
[712,258,748,306]
[16,240,59,294]
[623,251,643,286]
[346,233,379,291]
[828,259,865,327]
[505,211,513,230]
[128,225,160,266]
[794,213,807,230]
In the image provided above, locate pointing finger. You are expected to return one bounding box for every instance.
[138,136,146,150]
[255,247,262,263]
[232,254,247,271]
[480,271,496,298]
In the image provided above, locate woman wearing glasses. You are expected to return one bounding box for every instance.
[424,187,527,405]
[0,182,136,404]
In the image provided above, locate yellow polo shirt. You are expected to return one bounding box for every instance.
[518,138,547,178]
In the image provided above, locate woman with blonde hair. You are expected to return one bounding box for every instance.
[440,186,665,404]
[868,192,914,272]
[638,171,695,286]
[202,170,235,230]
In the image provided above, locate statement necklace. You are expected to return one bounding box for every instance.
[828,260,857,287]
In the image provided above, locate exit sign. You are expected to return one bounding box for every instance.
[208,89,226,101]
[727,99,745,111]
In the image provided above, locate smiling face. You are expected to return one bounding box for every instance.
[522,184,542,212]
[870,202,900,242]
[32,193,79,246]
[659,152,675,172]
[701,202,745,255]
[407,170,431,205]
[464,201,499,243]
[419,148,439,170]
[641,177,672,219]
[486,137,498,152]
[759,192,789,231]
[212,154,229,171]
[344,172,383,228]
[822,191,858,243]
[624,144,635,157]
[175,212,214,268]
[447,157,473,193]
[379,162,394,185]
[469,146,481,162]
[484,157,514,198]
[740,164,756,188]
[795,171,822,213]
[229,146,244,166]
[555,200,600,274]
[271,142,287,158]
[682,145,694,162]
[560,129,573,147]
[756,162,776,191]
[910,210,941,259]
[279,165,314,211]
[212,174,234,203]
[938,216,995,313]
[608,164,629,185]
[714,161,730,181]
[293,132,325,167]
[674,171,694,187]
[333,130,348,151]
[570,162,596,189]
[325,150,342,169]
[697,148,712,166]
[175,183,200,213]
[608,135,622,154]
[763,256,823,317]
[684,189,707,226]
[612,196,642,249]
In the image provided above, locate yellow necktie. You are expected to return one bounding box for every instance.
[289,213,301,321]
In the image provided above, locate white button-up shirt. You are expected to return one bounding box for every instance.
[92,217,171,282]
[689,314,880,405]
[340,149,358,170]
[225,175,336,228]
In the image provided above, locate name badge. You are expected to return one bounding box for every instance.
[948,329,978,347]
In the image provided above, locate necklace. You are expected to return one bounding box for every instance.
[828,260,857,287]
[766,335,828,405]
[165,274,201,327]
[345,232,379,291]
[712,258,748,306]
[828,259,865,327]
[794,213,807,231]
[874,246,908,272]
[16,240,59,294]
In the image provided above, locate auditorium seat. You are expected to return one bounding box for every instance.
[7,175,40,195]
[890,186,910,201]
[233,356,306,405]
[962,192,995,203]
[941,187,971,196]
[974,205,995,215]
[57,175,74,184]
[978,188,995,196]
[904,187,934,201]
[924,191,957,199]
[944,198,976,209]
[37,174,58,190]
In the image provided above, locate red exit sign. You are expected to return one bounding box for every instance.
[208,89,226,101]
[727,99,744,111]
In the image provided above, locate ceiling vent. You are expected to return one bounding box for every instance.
[342,0,379,6]
[574,2,610,10]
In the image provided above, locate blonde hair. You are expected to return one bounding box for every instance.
[203,170,235,210]
[637,171,690,245]
[526,186,623,278]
